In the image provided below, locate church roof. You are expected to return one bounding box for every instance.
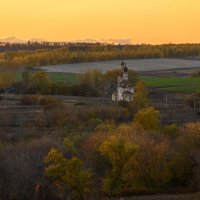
[123,90,133,95]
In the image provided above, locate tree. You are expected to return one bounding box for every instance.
[77,69,104,96]
[134,107,160,131]
[128,70,139,86]
[125,135,173,188]
[99,134,137,195]
[44,141,92,200]
[27,71,52,94]
[0,67,16,88]
[0,137,57,200]
[134,80,149,109]
[80,70,103,89]
[103,69,120,96]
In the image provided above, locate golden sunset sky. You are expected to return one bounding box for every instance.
[1,0,200,44]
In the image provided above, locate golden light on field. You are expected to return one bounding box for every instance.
[0,0,200,44]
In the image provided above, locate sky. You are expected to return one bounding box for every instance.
[0,0,200,44]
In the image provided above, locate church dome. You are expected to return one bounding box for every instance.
[121,61,125,66]
[123,65,128,72]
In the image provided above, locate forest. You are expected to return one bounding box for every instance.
[0,43,200,199]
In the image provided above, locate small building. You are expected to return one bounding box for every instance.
[112,62,134,102]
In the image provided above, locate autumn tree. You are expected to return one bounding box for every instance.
[80,70,103,88]
[134,107,161,131]
[78,69,104,96]
[171,122,200,187]
[44,140,92,200]
[125,134,173,188]
[0,67,16,88]
[133,80,149,109]
[103,69,120,96]
[81,120,116,177]
[99,134,137,195]
[27,71,52,94]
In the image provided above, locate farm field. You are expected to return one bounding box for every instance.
[36,58,200,73]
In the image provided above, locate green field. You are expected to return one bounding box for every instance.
[140,76,200,91]
[49,73,200,91]
[140,76,200,87]
[16,72,200,92]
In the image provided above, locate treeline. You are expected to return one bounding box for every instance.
[0,43,200,70]
[0,41,69,52]
[15,69,138,97]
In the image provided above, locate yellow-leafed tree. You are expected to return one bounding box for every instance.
[99,135,137,195]
[44,143,92,200]
[134,107,161,131]
[134,80,149,109]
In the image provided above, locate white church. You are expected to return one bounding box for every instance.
[112,61,134,102]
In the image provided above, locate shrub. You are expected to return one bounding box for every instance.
[39,96,60,106]
[163,124,178,138]
[75,101,87,106]
[191,71,200,77]
[21,95,39,105]
[0,95,3,101]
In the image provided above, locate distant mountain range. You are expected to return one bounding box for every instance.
[73,38,132,44]
[0,37,47,43]
[0,37,132,44]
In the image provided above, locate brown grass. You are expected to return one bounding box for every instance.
[109,193,200,200]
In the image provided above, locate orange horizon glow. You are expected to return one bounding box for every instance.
[0,0,200,44]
